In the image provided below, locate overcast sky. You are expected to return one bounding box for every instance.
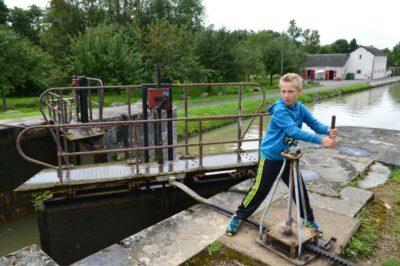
[5,0,399,49]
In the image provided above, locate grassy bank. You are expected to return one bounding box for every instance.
[0,83,371,136]
[0,81,323,120]
[343,170,400,264]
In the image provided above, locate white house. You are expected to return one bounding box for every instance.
[303,46,387,80]
[346,46,387,79]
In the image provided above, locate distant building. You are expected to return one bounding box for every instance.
[303,46,387,80]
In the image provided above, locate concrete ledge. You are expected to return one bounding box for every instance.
[0,244,58,266]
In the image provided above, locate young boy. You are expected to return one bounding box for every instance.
[226,73,337,236]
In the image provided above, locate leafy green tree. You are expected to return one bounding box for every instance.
[195,27,239,82]
[302,29,320,53]
[261,37,281,86]
[9,5,44,44]
[144,20,204,82]
[282,35,306,73]
[136,0,204,29]
[0,26,55,110]
[331,39,350,53]
[0,0,8,25]
[171,0,204,29]
[349,38,358,52]
[319,44,333,54]
[70,23,143,85]
[389,42,400,67]
[102,0,137,25]
[234,38,264,81]
[252,31,305,86]
[287,20,320,53]
[41,0,87,59]
[287,19,302,46]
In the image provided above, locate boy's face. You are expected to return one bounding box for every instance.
[280,81,302,107]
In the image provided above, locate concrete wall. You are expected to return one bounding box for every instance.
[0,127,58,223]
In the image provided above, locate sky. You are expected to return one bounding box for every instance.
[4,0,400,49]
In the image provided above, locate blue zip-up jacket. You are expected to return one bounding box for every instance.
[260,98,329,161]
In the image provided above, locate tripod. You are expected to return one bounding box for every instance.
[258,147,311,258]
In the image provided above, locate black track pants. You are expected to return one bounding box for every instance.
[234,157,314,221]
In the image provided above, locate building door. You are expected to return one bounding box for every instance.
[329,70,334,80]
[307,70,315,79]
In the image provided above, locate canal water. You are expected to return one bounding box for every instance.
[178,82,400,155]
[1,82,400,264]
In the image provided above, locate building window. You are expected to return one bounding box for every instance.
[357,70,361,74]
[359,55,362,59]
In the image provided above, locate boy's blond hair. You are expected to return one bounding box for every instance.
[280,73,303,90]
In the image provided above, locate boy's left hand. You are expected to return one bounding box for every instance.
[329,128,338,139]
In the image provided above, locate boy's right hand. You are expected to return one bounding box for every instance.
[321,136,336,148]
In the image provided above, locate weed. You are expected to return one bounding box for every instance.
[207,241,222,256]
[31,191,53,209]
[343,172,366,188]
[391,170,400,183]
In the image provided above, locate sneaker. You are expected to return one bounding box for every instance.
[307,220,323,234]
[226,216,241,236]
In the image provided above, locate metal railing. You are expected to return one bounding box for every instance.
[18,82,268,181]
[16,113,268,182]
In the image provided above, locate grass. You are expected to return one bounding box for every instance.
[382,257,400,266]
[391,169,400,183]
[345,211,378,259]
[0,81,323,120]
[343,169,400,263]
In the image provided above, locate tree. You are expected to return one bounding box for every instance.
[41,0,87,59]
[144,20,205,82]
[252,31,305,86]
[349,38,358,52]
[319,45,333,54]
[0,0,8,25]
[302,29,320,53]
[331,39,350,53]
[9,5,44,45]
[389,42,400,67]
[0,26,55,110]
[195,27,239,82]
[234,37,264,81]
[70,23,143,85]
[171,0,204,30]
[133,0,204,29]
[287,19,302,46]
[287,20,320,53]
